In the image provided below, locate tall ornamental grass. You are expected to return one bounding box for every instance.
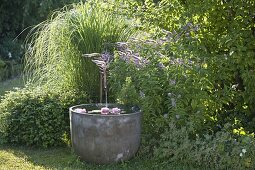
[25,0,134,101]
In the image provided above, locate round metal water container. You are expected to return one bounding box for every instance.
[69,104,142,164]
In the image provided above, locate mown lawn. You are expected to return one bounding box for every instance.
[0,77,200,170]
[0,145,202,170]
[0,76,24,96]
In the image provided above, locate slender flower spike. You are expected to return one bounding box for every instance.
[111,107,121,115]
[163,114,168,118]
[139,91,145,98]
[240,153,243,157]
[175,114,180,119]
[101,107,110,115]
[169,79,176,85]
[116,42,128,51]
[171,98,176,108]
[8,52,12,59]
[232,84,238,90]
[101,51,112,63]
[158,62,165,69]
[116,41,149,68]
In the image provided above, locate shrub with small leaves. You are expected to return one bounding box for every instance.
[115,0,255,132]
[116,77,140,106]
[154,122,255,170]
[0,86,88,148]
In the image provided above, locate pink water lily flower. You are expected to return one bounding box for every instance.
[74,108,87,114]
[101,107,110,115]
[111,107,121,114]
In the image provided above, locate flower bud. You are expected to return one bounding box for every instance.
[111,107,121,114]
[101,107,110,115]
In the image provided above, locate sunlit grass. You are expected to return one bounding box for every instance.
[0,145,200,170]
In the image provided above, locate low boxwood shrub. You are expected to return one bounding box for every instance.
[0,86,88,148]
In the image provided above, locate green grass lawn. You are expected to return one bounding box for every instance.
[0,76,24,96]
[0,77,199,170]
[0,145,201,170]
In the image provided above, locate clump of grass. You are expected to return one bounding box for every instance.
[25,0,134,101]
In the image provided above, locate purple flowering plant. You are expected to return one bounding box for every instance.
[108,32,211,132]
[74,31,200,119]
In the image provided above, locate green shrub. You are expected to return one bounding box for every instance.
[115,77,140,106]
[0,0,81,81]
[110,34,255,160]
[106,1,255,168]
[154,122,255,170]
[0,0,79,60]
[109,0,255,153]
[109,38,171,154]
[0,86,88,147]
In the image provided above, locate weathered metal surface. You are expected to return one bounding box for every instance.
[69,104,141,164]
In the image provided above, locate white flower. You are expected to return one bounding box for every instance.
[139,91,145,98]
[231,84,238,90]
[240,153,243,157]
[163,114,168,118]
[169,79,176,85]
[224,54,228,60]
[175,114,180,119]
[242,148,247,154]
[27,43,33,53]
[8,52,12,59]
[171,98,176,108]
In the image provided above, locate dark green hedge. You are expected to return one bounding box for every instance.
[0,86,88,147]
[0,60,22,81]
[0,0,80,60]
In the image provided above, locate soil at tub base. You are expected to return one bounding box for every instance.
[70,104,142,164]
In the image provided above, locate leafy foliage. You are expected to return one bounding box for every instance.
[116,77,140,106]
[1,1,255,169]
[155,122,255,170]
[0,36,24,81]
[108,0,255,161]
[110,38,170,151]
[0,86,88,147]
[0,0,79,59]
[0,0,80,81]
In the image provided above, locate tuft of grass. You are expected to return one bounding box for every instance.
[24,0,135,102]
